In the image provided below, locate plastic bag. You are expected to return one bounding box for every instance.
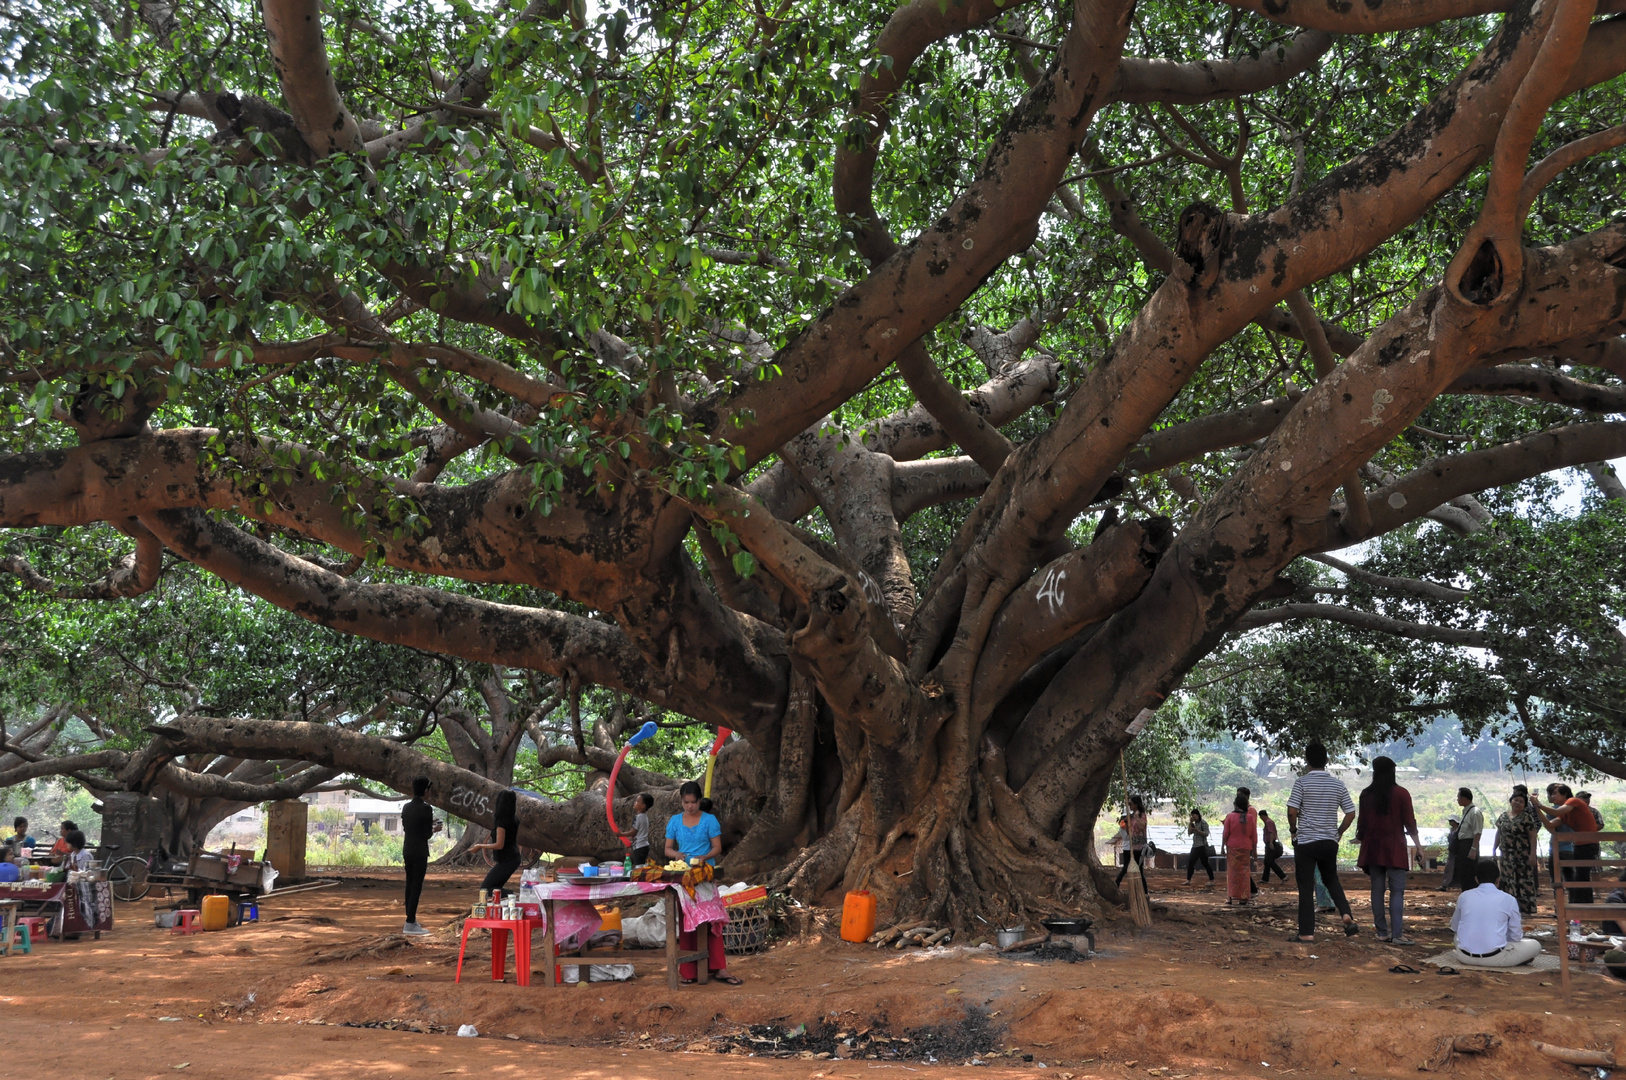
[621,904,667,948]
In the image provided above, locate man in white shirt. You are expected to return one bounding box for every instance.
[1450,861,1542,967]
[1451,787,1484,891]
[1286,740,1358,941]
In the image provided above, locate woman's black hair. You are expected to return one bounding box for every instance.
[698,797,714,815]
[1360,755,1397,816]
[1128,794,1146,814]
[678,780,703,801]
[1233,788,1250,812]
[493,789,517,826]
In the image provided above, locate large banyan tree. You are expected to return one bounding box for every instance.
[1,0,1623,922]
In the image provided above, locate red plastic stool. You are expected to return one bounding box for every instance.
[172,909,202,935]
[17,917,51,944]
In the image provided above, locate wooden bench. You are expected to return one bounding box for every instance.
[1551,830,1626,996]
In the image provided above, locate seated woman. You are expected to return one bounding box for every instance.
[0,846,20,882]
[1450,861,1543,967]
[664,781,742,986]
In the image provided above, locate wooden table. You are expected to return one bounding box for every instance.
[531,880,720,989]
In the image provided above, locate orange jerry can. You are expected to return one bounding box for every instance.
[839,890,876,943]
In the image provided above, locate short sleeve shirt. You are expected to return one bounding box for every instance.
[667,812,721,865]
[1287,770,1355,845]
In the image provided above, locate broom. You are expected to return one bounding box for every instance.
[1119,751,1153,929]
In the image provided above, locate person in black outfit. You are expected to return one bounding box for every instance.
[1185,809,1215,884]
[471,789,521,893]
[401,777,440,936]
[1259,810,1287,882]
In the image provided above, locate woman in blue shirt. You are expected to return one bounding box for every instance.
[662,782,740,984]
[665,782,722,867]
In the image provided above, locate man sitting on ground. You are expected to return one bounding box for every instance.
[1450,861,1543,967]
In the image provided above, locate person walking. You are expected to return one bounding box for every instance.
[1286,740,1358,941]
[1493,790,1541,915]
[1259,810,1287,882]
[1222,790,1257,905]
[1452,788,1484,891]
[401,776,441,936]
[1355,756,1421,944]
[1115,796,1150,893]
[1185,809,1215,885]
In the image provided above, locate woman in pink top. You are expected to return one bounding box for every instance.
[1222,788,1258,905]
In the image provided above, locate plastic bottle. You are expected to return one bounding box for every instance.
[623,854,632,877]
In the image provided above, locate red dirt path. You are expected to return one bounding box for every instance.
[6,866,1623,1080]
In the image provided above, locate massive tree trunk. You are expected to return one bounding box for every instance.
[3,0,1625,924]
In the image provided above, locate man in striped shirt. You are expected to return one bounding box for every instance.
[1286,740,1358,941]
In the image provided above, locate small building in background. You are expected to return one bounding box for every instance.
[346,797,409,835]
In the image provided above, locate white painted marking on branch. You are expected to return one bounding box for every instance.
[1035,566,1068,616]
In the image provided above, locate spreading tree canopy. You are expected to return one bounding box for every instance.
[0,0,1623,921]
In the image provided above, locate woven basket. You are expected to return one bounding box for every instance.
[722,898,771,955]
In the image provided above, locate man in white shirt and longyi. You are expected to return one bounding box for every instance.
[1450,860,1543,967]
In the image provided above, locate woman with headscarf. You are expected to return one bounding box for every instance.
[470,789,521,893]
[1222,788,1257,905]
[1356,756,1420,944]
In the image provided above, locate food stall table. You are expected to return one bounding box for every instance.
[455,916,543,986]
[526,878,726,989]
[0,877,113,939]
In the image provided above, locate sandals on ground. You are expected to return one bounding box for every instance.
[715,973,744,986]
[1343,921,1360,937]
[1437,966,1460,976]
[1388,964,1420,974]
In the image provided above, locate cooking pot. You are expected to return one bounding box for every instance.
[996,926,1027,949]
[1041,917,1093,935]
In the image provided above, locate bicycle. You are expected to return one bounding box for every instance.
[95,844,159,902]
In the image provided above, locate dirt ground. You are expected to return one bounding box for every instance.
[6,866,1624,1080]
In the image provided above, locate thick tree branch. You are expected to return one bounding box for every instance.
[1325,422,1626,548]
[1109,31,1332,105]
[135,508,732,723]
[1446,364,1626,413]
[261,0,366,160]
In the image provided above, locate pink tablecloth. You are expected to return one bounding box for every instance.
[520,878,725,947]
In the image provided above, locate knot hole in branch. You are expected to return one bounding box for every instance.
[1457,239,1504,306]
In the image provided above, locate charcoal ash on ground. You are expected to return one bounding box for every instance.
[717,1008,1003,1062]
[999,941,1092,963]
